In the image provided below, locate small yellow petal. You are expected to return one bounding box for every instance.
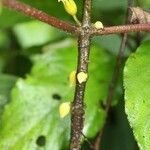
[94,21,104,29]
[59,0,77,16]
[58,0,80,25]
[69,70,76,87]
[59,102,71,118]
[77,72,88,84]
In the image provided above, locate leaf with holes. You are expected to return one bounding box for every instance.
[124,41,150,150]
[0,39,114,149]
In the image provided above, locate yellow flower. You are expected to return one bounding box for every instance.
[59,102,71,118]
[58,0,77,16]
[58,0,80,25]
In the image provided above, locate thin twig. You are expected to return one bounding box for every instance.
[70,0,92,149]
[94,0,133,149]
[2,0,77,34]
[91,24,150,36]
[2,0,150,36]
[81,132,94,149]
[94,34,128,150]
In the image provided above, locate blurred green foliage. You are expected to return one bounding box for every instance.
[0,0,150,149]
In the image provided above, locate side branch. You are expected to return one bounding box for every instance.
[2,0,77,34]
[91,24,150,36]
[94,1,133,149]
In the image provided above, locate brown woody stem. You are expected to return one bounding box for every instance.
[2,0,150,36]
[2,0,77,34]
[91,24,150,36]
[70,0,92,149]
[94,0,134,149]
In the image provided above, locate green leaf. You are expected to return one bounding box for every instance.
[124,41,150,150]
[0,39,114,149]
[0,74,17,116]
[93,35,130,56]
[13,21,63,49]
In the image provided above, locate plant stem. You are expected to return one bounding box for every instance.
[94,33,128,150]
[2,0,77,34]
[94,0,133,149]
[91,24,150,36]
[2,0,150,36]
[70,0,91,149]
[73,15,81,26]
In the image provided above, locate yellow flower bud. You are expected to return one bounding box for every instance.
[59,102,71,118]
[69,70,76,87]
[77,72,88,84]
[58,0,77,16]
[94,21,104,29]
[58,0,80,25]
